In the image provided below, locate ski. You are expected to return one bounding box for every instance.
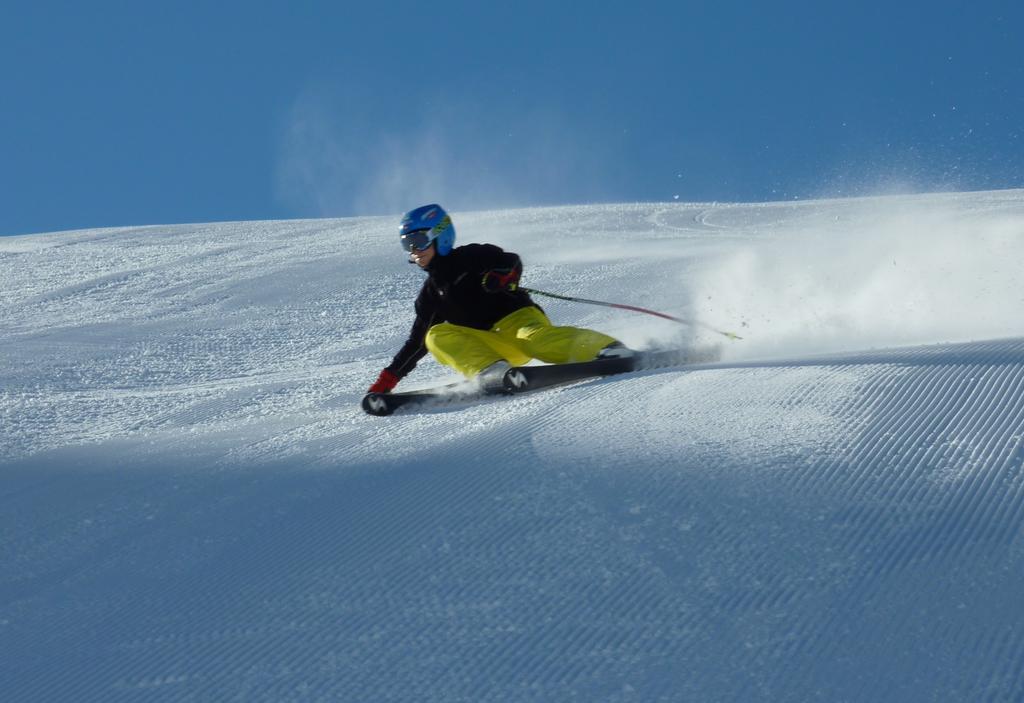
[502,346,722,394]
[502,355,634,393]
[362,346,722,416]
[361,380,499,416]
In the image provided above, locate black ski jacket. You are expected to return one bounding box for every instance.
[386,243,540,378]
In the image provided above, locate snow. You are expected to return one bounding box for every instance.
[2,190,1024,701]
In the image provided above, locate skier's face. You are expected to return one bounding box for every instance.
[410,242,436,268]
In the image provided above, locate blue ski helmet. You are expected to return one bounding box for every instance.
[399,204,455,256]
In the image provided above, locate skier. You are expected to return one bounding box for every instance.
[367,204,634,394]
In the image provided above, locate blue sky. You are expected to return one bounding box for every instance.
[2,0,1021,236]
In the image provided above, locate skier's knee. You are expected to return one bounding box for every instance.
[425,322,460,353]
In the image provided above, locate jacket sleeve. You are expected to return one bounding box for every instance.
[479,245,521,275]
[468,244,522,292]
[386,281,439,379]
[492,253,522,283]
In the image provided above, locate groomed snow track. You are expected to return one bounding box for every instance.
[3,194,1024,701]
[3,338,1024,701]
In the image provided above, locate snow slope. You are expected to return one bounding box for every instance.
[2,191,1024,701]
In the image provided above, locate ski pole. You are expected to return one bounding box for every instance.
[520,287,743,341]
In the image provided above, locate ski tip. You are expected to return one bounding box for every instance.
[361,393,394,416]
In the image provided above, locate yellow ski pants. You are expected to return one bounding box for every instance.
[425,306,618,378]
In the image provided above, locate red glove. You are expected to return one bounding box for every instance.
[481,267,520,293]
[368,369,399,394]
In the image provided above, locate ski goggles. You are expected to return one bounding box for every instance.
[400,228,434,253]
